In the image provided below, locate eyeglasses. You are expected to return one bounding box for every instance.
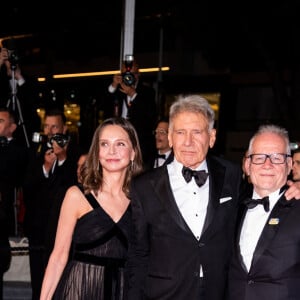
[247,153,291,165]
[153,130,168,136]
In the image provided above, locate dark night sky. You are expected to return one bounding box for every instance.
[1,2,299,73]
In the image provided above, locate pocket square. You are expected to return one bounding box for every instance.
[220,197,232,203]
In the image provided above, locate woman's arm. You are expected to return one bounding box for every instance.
[40,185,83,300]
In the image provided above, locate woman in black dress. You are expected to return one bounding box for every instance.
[40,117,143,299]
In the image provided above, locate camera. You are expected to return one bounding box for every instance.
[32,132,47,144]
[49,134,70,148]
[8,49,19,68]
[122,54,136,86]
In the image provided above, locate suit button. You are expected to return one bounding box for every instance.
[248,280,254,285]
[198,243,205,247]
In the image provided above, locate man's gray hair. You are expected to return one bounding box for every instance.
[169,94,215,130]
[248,124,291,155]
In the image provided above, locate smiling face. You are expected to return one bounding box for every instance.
[244,132,292,196]
[99,125,135,173]
[168,111,216,169]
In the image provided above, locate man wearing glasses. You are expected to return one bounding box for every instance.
[227,124,300,300]
[152,118,173,168]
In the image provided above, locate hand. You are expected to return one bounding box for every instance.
[51,140,68,161]
[112,74,122,88]
[0,48,9,67]
[119,81,136,97]
[43,148,57,173]
[0,47,23,79]
[284,180,300,200]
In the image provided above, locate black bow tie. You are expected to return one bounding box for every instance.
[182,166,208,187]
[156,153,166,159]
[244,196,270,212]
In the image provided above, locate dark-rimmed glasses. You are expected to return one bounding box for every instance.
[247,153,291,165]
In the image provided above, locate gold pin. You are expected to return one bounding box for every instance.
[268,218,279,225]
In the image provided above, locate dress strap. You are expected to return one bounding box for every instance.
[85,193,100,209]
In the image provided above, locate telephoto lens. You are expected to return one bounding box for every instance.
[32,132,47,143]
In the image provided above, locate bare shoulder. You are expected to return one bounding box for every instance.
[66,185,83,196]
[63,185,86,208]
[63,185,93,218]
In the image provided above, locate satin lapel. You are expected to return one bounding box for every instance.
[236,205,250,272]
[250,195,294,269]
[201,157,225,234]
[150,166,190,232]
[164,150,174,166]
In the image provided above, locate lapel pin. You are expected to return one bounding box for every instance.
[268,218,280,225]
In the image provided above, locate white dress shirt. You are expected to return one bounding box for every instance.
[108,83,137,118]
[167,158,209,240]
[154,150,172,168]
[239,188,284,271]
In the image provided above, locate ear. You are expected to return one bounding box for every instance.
[168,131,172,148]
[287,156,293,174]
[10,122,17,134]
[63,125,68,134]
[130,150,135,162]
[209,129,216,148]
[244,156,251,176]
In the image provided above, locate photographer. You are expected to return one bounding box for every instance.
[103,58,158,169]
[23,108,81,300]
[0,46,40,147]
[0,107,29,299]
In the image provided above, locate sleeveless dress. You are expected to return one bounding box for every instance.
[53,193,131,300]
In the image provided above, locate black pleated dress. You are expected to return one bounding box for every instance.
[53,193,131,300]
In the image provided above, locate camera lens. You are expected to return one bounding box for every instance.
[50,134,70,148]
[122,72,135,86]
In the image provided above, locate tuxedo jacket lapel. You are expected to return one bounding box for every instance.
[236,206,249,272]
[150,166,190,233]
[250,195,294,270]
[201,157,226,234]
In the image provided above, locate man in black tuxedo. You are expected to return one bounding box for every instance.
[126,94,300,300]
[151,118,173,169]
[126,94,243,299]
[23,108,80,300]
[0,107,28,236]
[228,124,300,300]
[0,107,28,299]
[103,59,157,169]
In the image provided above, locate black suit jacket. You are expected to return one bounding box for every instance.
[23,140,80,262]
[228,195,300,300]
[102,80,157,167]
[127,155,242,300]
[0,138,28,235]
[147,149,174,170]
